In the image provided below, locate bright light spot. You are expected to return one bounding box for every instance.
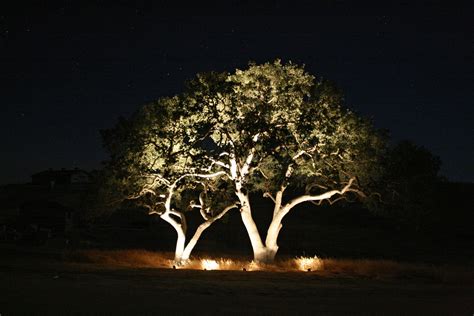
[246,261,261,271]
[295,256,323,271]
[201,259,219,270]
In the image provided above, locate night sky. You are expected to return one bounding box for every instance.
[1,1,473,185]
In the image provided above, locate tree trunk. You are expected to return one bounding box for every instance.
[263,212,284,262]
[236,193,288,263]
[238,180,355,263]
[253,246,278,263]
[243,202,288,263]
[180,221,211,261]
[238,194,268,261]
[174,229,186,262]
[181,204,237,261]
[160,213,187,263]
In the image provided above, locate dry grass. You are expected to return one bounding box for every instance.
[66,249,174,268]
[65,249,473,283]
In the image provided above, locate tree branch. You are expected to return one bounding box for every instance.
[273,189,284,218]
[263,192,276,203]
[285,177,358,211]
[208,157,230,170]
[241,133,259,178]
[254,167,269,179]
[182,203,238,259]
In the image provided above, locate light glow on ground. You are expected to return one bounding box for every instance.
[69,250,472,283]
[295,256,323,271]
[201,259,219,270]
[175,257,322,272]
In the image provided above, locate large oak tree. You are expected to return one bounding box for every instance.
[102,60,386,263]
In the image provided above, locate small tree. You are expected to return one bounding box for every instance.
[383,140,441,230]
[101,98,237,263]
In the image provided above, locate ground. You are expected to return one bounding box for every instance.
[1,190,473,315]
[0,247,472,315]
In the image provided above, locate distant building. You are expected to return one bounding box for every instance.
[0,168,96,241]
[31,168,91,187]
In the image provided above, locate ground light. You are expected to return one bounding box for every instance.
[169,256,324,272]
[201,259,219,270]
[295,256,323,272]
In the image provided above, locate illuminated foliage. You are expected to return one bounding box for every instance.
[101,60,386,263]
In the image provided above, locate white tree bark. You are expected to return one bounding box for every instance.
[264,177,359,262]
[238,194,267,260]
[158,205,237,263]
[181,204,237,260]
[227,135,361,263]
[230,150,270,261]
[237,178,359,263]
[147,171,235,263]
[160,212,186,262]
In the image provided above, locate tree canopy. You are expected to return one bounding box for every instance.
[101,60,387,262]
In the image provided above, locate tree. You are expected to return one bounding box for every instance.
[102,60,386,263]
[382,140,442,230]
[101,98,237,263]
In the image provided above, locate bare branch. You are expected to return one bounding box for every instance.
[197,191,212,221]
[285,177,359,212]
[200,207,211,221]
[182,203,238,258]
[326,196,347,205]
[241,148,255,177]
[208,157,230,170]
[305,182,329,194]
[126,187,156,201]
[253,167,269,179]
[169,209,187,233]
[347,188,367,198]
[263,192,276,203]
[284,164,294,179]
[229,157,239,180]
[292,150,311,160]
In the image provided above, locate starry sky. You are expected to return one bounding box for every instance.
[1,1,473,184]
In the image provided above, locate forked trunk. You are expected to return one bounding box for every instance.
[162,204,238,263]
[180,222,212,261]
[253,246,278,263]
[238,195,289,263]
[237,194,288,263]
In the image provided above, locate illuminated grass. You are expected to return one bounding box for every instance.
[66,249,473,282]
[294,256,324,271]
[201,259,219,270]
